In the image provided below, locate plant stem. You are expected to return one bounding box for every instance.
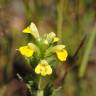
[36,90,44,96]
[57,0,64,43]
[37,77,44,96]
[38,77,42,90]
[79,24,96,77]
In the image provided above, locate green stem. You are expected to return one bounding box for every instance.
[36,90,44,96]
[79,24,96,77]
[38,77,42,90]
[57,0,64,43]
[37,77,44,96]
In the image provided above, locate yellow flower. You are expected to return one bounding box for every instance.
[23,22,40,39]
[46,32,56,43]
[52,45,68,61]
[55,49,68,61]
[35,60,52,76]
[18,45,34,57]
[46,32,56,39]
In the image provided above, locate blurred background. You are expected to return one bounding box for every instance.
[0,0,96,96]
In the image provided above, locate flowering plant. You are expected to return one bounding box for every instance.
[17,22,68,96]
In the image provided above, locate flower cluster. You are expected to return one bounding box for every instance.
[18,22,68,76]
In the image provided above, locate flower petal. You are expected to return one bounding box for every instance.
[35,60,52,76]
[35,65,41,74]
[23,27,31,33]
[18,46,34,57]
[28,43,38,52]
[30,22,40,39]
[56,49,68,61]
[22,22,40,39]
[52,45,65,52]
[46,65,52,75]
[46,32,56,43]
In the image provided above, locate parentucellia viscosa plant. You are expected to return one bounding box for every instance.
[17,22,68,96]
